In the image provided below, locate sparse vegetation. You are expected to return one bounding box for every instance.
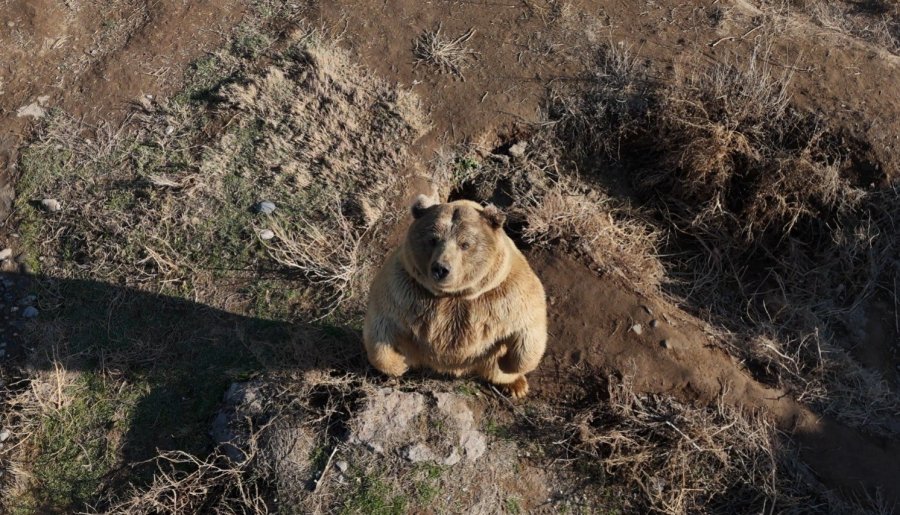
[2,1,898,514]
[414,24,477,79]
[544,41,900,437]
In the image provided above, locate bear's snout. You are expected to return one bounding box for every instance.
[431,262,450,281]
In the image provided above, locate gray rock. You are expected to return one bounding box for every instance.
[40,199,62,212]
[404,443,438,463]
[258,229,275,240]
[22,306,38,319]
[630,323,643,335]
[0,249,11,261]
[17,102,46,119]
[255,201,276,215]
[0,429,9,442]
[335,460,349,473]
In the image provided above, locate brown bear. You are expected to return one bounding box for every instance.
[363,195,547,398]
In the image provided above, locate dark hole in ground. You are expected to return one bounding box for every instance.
[449,172,530,249]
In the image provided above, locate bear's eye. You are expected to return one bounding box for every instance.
[459,241,471,251]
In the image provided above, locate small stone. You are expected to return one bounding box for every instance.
[40,199,62,212]
[16,102,46,119]
[254,201,276,215]
[0,429,8,442]
[335,460,349,473]
[0,249,11,261]
[660,339,671,349]
[641,305,654,316]
[649,319,659,329]
[22,306,38,319]
[630,323,643,335]
[508,141,527,158]
[258,229,275,240]
[165,125,175,135]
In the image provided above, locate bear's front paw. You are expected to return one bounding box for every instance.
[378,361,408,378]
[502,376,529,399]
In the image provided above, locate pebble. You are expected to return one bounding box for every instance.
[335,460,349,473]
[508,141,527,158]
[258,229,275,240]
[0,249,11,261]
[254,201,276,215]
[22,306,38,319]
[41,199,62,212]
[649,319,659,329]
[630,323,643,335]
[165,125,175,135]
[660,339,671,349]
[0,429,8,442]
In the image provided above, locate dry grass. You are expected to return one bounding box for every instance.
[768,0,900,54]
[517,179,664,287]
[546,39,900,437]
[6,25,424,513]
[414,24,477,79]
[94,449,270,514]
[565,376,853,514]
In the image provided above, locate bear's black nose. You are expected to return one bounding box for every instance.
[431,263,450,281]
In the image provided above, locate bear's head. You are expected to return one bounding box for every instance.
[403,195,508,295]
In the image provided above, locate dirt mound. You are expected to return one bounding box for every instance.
[531,251,900,506]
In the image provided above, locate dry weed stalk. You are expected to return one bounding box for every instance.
[96,445,269,514]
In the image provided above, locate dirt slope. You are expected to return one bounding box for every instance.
[531,252,900,504]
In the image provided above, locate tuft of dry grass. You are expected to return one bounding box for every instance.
[564,376,854,514]
[414,24,477,79]
[94,448,270,514]
[517,179,664,287]
[768,0,900,54]
[261,202,366,318]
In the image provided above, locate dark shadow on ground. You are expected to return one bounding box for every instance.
[3,271,367,512]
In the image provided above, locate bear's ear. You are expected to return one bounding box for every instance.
[481,204,506,229]
[411,194,438,219]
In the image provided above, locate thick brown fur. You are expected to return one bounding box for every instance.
[364,195,548,398]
